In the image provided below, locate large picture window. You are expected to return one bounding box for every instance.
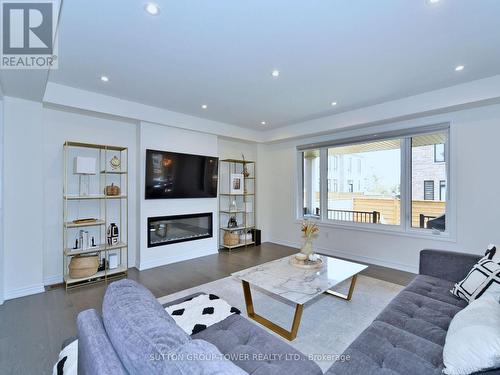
[298,126,450,235]
[327,140,401,225]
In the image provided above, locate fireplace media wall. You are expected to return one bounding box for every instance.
[148,212,213,248]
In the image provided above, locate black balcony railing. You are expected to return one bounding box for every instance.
[419,214,437,229]
[419,214,445,231]
[327,209,380,223]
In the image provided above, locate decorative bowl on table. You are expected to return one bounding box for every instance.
[290,253,324,269]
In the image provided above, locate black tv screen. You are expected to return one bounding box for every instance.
[145,149,218,199]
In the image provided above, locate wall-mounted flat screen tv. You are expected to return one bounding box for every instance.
[145,149,218,199]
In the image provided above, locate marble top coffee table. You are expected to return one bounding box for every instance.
[232,254,367,340]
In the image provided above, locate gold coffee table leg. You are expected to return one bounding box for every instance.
[242,280,304,341]
[325,274,358,301]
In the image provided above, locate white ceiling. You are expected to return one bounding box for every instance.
[2,0,500,130]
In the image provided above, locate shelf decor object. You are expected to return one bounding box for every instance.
[63,141,128,289]
[74,156,96,196]
[219,158,256,251]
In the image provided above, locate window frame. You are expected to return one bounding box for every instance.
[439,180,446,201]
[434,143,445,163]
[300,149,322,219]
[296,124,453,240]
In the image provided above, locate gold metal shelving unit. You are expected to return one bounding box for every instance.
[63,141,128,289]
[219,159,256,251]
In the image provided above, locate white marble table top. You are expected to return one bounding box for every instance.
[232,254,368,305]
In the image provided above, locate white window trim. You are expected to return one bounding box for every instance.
[296,123,456,241]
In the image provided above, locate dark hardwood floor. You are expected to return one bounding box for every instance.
[0,242,415,375]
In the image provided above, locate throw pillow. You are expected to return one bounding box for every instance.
[486,244,499,262]
[443,296,500,375]
[451,256,500,303]
[52,339,78,375]
[165,294,240,335]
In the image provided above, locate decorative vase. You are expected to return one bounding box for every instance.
[229,200,238,212]
[301,237,313,257]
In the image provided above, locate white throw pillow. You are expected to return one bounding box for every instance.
[164,294,240,335]
[451,255,500,303]
[443,296,500,375]
[52,339,78,375]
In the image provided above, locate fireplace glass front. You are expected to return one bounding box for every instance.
[148,213,213,247]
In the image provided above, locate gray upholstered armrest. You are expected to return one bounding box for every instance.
[419,249,481,283]
[77,309,127,375]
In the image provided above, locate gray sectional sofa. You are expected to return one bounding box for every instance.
[327,249,500,375]
[75,249,499,374]
[77,279,322,375]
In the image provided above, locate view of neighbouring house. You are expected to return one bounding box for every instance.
[303,131,447,229]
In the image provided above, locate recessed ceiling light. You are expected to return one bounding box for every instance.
[427,0,440,4]
[100,75,109,82]
[331,101,337,107]
[201,104,208,109]
[145,3,160,15]
[455,65,465,72]
[261,121,267,125]
[271,70,280,78]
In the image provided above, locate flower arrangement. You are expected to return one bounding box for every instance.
[300,221,320,258]
[301,221,319,238]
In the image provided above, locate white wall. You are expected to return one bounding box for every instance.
[42,107,138,284]
[262,103,500,273]
[218,137,257,161]
[2,98,140,295]
[0,97,4,304]
[138,122,219,270]
[3,97,45,298]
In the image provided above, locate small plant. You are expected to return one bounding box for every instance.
[301,221,319,239]
[300,221,319,257]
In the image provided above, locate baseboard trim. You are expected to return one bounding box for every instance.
[5,283,45,301]
[44,275,63,286]
[269,238,418,274]
[139,248,218,271]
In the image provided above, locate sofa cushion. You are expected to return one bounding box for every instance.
[102,279,190,374]
[375,290,462,346]
[193,314,322,375]
[404,275,467,307]
[162,339,248,375]
[325,321,444,375]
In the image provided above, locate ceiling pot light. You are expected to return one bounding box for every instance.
[331,101,337,106]
[145,3,160,15]
[261,121,266,125]
[455,65,465,71]
[271,70,280,78]
[100,75,109,82]
[201,104,208,109]
[426,0,440,4]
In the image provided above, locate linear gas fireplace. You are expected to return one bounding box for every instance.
[148,213,213,248]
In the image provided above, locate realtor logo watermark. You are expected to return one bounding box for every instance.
[1,0,58,69]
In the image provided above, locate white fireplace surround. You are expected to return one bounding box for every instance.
[138,122,219,270]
